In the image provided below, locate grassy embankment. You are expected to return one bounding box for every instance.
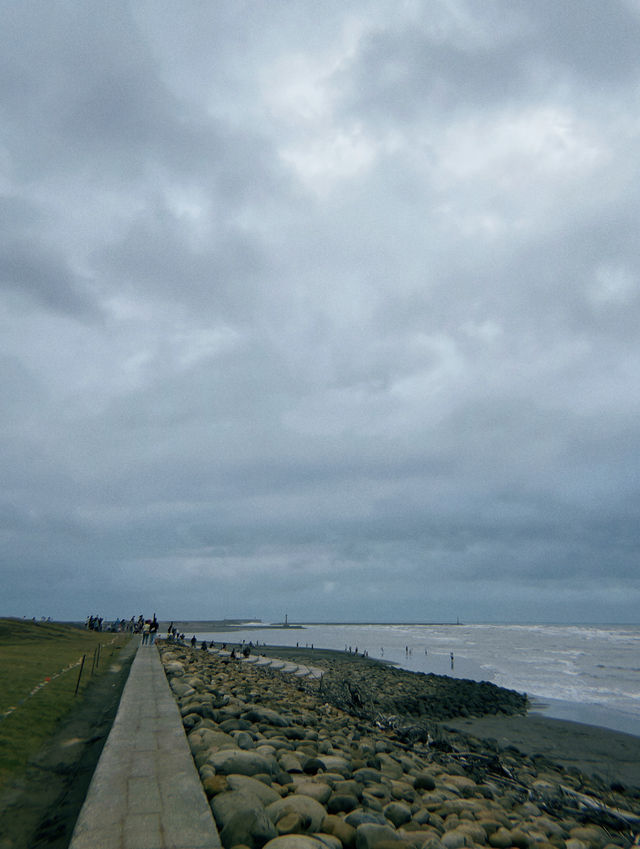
[0,617,128,791]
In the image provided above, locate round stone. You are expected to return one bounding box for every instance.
[263,837,328,849]
[322,814,357,849]
[226,774,281,806]
[383,802,412,827]
[210,790,264,830]
[489,827,513,849]
[220,807,278,849]
[202,775,228,798]
[209,748,278,777]
[294,780,332,805]
[414,773,436,792]
[267,794,328,832]
[327,793,358,814]
[440,831,466,849]
[354,822,405,849]
[277,812,305,835]
[317,755,352,777]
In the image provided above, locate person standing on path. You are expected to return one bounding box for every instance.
[142,619,151,645]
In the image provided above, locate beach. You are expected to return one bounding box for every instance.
[224,643,640,789]
[161,640,640,849]
[441,714,640,789]
[185,622,640,738]
[3,634,639,849]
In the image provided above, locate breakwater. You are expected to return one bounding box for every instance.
[160,644,640,849]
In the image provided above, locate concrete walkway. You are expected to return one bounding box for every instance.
[69,639,220,849]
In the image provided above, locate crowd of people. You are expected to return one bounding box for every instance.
[166,622,187,643]
[85,613,161,641]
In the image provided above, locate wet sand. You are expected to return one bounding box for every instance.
[441,713,640,789]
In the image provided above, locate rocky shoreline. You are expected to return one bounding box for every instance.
[160,643,640,849]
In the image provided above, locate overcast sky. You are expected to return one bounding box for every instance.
[2,1,639,625]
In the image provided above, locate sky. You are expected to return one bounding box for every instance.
[2,1,640,625]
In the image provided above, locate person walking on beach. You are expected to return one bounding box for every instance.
[450,652,454,670]
[150,614,159,645]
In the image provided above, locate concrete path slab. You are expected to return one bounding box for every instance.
[180,643,325,680]
[69,639,220,849]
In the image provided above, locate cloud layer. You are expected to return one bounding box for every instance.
[2,1,639,623]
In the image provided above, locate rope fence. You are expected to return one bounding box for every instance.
[0,636,122,723]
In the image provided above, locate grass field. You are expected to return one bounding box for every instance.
[0,618,129,790]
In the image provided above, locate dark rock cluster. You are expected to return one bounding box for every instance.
[161,646,639,849]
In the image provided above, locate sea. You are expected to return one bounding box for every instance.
[184,622,640,738]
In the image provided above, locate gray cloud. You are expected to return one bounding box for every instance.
[1,1,639,624]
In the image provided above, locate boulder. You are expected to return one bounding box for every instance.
[232,730,256,750]
[220,717,252,732]
[226,774,281,806]
[243,707,291,727]
[509,829,531,849]
[489,827,513,849]
[443,775,476,795]
[210,789,264,830]
[440,831,466,849]
[355,823,405,849]
[313,835,342,849]
[455,822,488,845]
[345,811,387,828]
[333,779,362,800]
[317,756,351,777]
[277,812,306,835]
[361,792,384,812]
[170,678,194,697]
[354,768,384,785]
[294,780,332,805]
[327,793,358,814]
[322,814,357,849]
[569,827,609,849]
[383,802,412,828]
[267,795,328,833]
[220,807,278,849]
[376,754,403,780]
[413,773,436,792]
[208,748,278,776]
[280,752,304,773]
[263,837,328,849]
[389,780,415,803]
[202,774,228,798]
[198,728,237,752]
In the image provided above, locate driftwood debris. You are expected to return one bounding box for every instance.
[531,781,640,830]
